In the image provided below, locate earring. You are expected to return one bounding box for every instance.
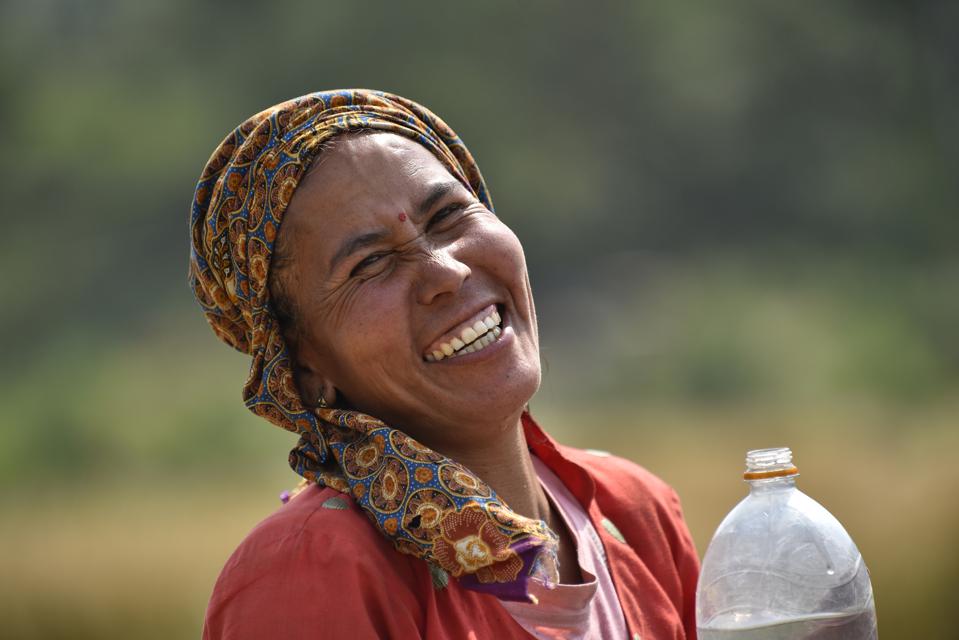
[317,393,328,408]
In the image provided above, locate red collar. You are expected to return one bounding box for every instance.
[521,411,598,511]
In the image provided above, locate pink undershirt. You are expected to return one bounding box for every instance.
[500,456,629,639]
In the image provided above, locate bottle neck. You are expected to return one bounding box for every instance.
[747,474,798,492]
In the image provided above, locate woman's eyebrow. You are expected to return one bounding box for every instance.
[414,180,461,220]
[329,230,389,272]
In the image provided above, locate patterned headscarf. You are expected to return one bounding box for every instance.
[190,89,558,602]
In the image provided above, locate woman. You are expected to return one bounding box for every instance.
[191,89,699,639]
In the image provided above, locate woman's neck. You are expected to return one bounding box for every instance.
[437,412,550,522]
[433,413,583,585]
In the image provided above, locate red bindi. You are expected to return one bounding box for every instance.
[397,212,407,222]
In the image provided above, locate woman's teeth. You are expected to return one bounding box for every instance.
[425,310,502,362]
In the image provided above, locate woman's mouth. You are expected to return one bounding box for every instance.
[424,304,504,362]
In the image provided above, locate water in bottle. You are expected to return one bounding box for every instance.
[696,447,877,639]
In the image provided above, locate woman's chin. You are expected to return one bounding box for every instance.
[450,368,540,427]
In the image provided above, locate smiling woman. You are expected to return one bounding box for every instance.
[272,133,541,456]
[189,90,699,640]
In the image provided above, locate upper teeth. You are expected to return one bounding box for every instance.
[426,310,502,362]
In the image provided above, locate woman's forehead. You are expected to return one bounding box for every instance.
[293,133,460,220]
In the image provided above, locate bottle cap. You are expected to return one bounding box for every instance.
[744,447,799,480]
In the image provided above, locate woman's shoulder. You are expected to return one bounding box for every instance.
[203,484,425,639]
[558,444,681,506]
[216,483,421,584]
[526,413,683,517]
[553,442,695,549]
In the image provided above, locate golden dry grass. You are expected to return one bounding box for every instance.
[2,405,956,639]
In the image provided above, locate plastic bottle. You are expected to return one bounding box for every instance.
[696,447,877,639]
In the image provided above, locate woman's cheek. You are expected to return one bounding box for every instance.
[485,223,528,273]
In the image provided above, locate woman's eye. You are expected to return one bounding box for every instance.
[350,252,387,276]
[426,203,465,231]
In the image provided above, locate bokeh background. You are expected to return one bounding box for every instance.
[2,1,957,638]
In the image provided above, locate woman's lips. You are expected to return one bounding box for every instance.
[424,304,503,362]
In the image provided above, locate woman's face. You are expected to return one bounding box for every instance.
[277,133,540,451]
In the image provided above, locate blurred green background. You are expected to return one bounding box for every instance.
[2,1,957,638]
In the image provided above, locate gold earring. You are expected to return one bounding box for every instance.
[317,393,328,408]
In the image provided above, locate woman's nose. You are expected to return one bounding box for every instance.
[415,245,471,305]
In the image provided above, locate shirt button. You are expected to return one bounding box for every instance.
[601,517,627,544]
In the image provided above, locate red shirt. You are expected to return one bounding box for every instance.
[203,416,700,639]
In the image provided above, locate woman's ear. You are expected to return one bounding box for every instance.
[294,362,337,408]
[316,380,337,408]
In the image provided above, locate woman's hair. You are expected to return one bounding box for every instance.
[266,226,299,343]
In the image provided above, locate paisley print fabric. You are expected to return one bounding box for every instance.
[189,89,558,602]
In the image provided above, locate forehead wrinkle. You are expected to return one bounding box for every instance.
[340,147,413,220]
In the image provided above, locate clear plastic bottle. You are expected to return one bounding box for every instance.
[696,447,877,639]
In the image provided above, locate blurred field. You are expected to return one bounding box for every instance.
[2,403,956,639]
